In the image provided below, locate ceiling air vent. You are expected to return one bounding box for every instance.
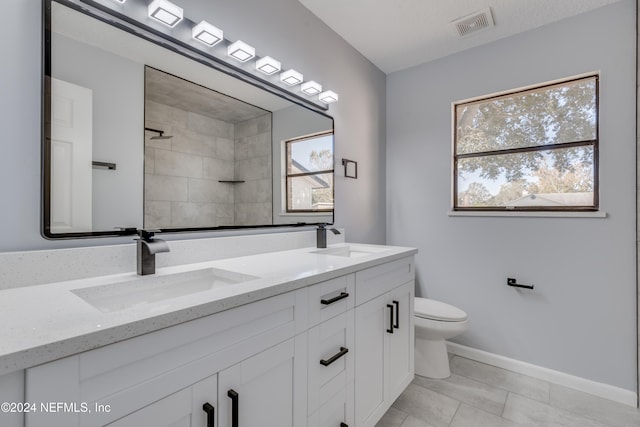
[451,7,495,37]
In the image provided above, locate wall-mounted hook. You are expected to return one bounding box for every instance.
[507,278,534,289]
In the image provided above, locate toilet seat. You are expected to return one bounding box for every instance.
[415,298,467,322]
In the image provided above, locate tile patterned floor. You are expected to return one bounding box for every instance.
[376,355,640,427]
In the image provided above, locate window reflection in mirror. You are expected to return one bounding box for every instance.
[285,132,335,213]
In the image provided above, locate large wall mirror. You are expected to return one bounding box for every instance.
[43,0,334,239]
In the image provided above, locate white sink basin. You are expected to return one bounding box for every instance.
[71,268,259,313]
[311,244,389,258]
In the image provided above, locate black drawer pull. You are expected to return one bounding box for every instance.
[386,304,394,334]
[321,292,349,305]
[393,300,400,329]
[228,389,239,427]
[202,402,215,427]
[320,347,349,366]
[340,423,349,427]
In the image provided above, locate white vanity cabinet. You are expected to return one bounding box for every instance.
[354,258,415,427]
[23,254,415,427]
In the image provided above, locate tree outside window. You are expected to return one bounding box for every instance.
[454,75,598,211]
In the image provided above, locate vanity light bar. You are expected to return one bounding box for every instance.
[301,81,322,96]
[319,90,339,103]
[148,0,183,28]
[280,69,303,86]
[228,40,255,62]
[130,1,337,103]
[192,20,223,47]
[256,56,281,75]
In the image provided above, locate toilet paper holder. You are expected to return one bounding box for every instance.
[507,277,534,289]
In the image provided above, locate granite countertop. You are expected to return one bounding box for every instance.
[0,243,417,376]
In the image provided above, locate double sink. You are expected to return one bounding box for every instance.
[71,244,388,313]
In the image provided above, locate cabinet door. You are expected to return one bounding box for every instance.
[354,293,388,427]
[217,336,306,427]
[354,281,415,427]
[106,374,217,427]
[387,282,414,401]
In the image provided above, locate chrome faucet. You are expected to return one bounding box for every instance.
[316,224,341,248]
[136,230,170,275]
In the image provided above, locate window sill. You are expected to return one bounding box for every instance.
[448,210,607,218]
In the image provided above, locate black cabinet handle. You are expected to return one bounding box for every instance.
[321,292,349,305]
[202,402,215,427]
[386,304,394,334]
[320,347,349,366]
[393,300,400,329]
[340,423,349,427]
[227,389,238,427]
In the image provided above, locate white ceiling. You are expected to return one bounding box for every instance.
[298,0,623,74]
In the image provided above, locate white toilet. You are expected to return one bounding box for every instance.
[414,297,469,379]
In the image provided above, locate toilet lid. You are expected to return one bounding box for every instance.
[414,298,467,321]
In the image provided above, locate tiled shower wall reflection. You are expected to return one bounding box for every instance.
[144,100,272,228]
[234,114,273,225]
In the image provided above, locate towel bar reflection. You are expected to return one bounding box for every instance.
[92,161,116,170]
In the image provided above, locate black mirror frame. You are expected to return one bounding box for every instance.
[41,0,334,239]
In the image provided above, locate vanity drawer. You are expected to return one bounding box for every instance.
[308,310,355,414]
[355,257,414,306]
[308,381,354,427]
[308,274,355,327]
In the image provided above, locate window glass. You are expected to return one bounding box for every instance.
[285,132,334,212]
[454,75,598,211]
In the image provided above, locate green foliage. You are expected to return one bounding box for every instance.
[458,161,594,207]
[489,180,528,207]
[456,77,596,207]
[458,182,492,206]
[309,149,333,171]
[456,78,596,181]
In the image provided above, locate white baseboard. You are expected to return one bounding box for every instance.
[446,342,638,408]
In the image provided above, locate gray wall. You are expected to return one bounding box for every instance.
[387,1,636,391]
[0,0,386,251]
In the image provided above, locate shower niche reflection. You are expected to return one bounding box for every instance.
[144,67,273,228]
